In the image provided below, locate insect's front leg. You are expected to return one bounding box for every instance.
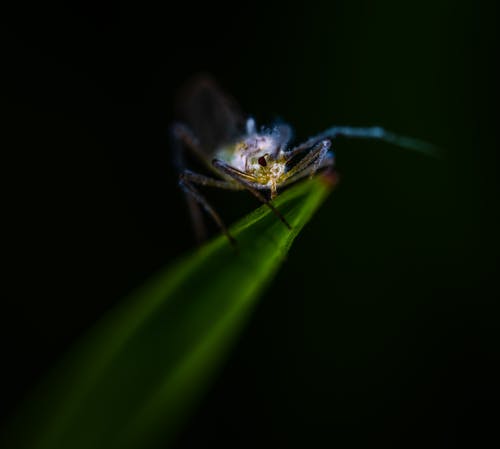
[282,153,335,187]
[212,160,292,230]
[282,140,332,183]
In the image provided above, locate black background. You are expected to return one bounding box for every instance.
[2,1,499,448]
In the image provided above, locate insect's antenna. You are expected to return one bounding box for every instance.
[295,126,441,157]
[246,117,256,135]
[272,123,294,157]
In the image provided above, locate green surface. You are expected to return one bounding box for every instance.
[5,176,333,449]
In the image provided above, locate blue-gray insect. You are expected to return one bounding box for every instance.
[171,77,436,244]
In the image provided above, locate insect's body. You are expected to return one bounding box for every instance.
[172,77,436,245]
[214,122,294,197]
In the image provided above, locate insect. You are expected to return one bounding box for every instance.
[171,76,436,245]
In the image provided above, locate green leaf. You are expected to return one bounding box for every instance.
[3,176,333,449]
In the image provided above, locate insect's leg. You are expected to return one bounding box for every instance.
[171,124,208,242]
[179,173,237,246]
[282,140,332,182]
[282,149,335,187]
[186,194,206,243]
[181,170,244,190]
[170,122,214,171]
[284,139,316,159]
[180,171,243,243]
[288,126,438,157]
[310,140,332,178]
[172,123,231,243]
[212,159,292,230]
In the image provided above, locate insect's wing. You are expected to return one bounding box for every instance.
[175,75,246,154]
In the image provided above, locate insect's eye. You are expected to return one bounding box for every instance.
[258,156,267,167]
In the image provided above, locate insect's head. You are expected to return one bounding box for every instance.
[235,121,290,198]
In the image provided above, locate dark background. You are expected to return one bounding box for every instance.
[2,1,499,448]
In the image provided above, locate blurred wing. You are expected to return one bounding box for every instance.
[175,75,246,154]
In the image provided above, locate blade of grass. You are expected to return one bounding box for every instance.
[2,175,334,449]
